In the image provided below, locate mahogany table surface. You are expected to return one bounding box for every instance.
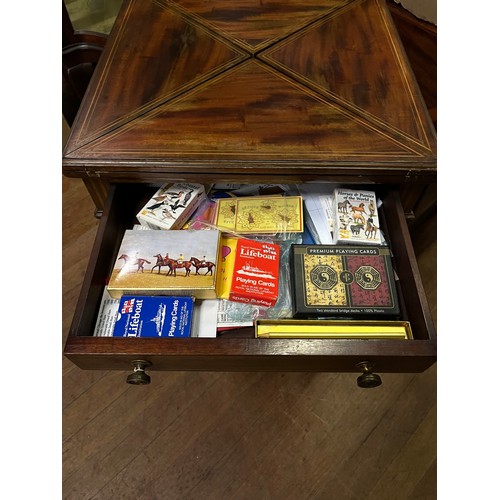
[62,0,437,204]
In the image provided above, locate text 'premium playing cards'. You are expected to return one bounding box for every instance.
[291,244,399,318]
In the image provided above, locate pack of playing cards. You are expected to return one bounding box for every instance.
[291,244,399,318]
[136,183,206,230]
[332,188,382,245]
[112,296,194,338]
[107,229,221,299]
[216,236,280,308]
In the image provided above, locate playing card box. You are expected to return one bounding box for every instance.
[112,296,194,338]
[107,229,221,299]
[216,236,281,308]
[214,195,303,234]
[332,188,382,245]
[136,183,206,230]
[291,244,399,318]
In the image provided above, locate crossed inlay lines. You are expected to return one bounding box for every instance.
[68,0,432,158]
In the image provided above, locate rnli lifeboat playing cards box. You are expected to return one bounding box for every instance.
[291,244,399,318]
[216,236,280,308]
[112,296,194,337]
[107,229,220,299]
[332,188,382,245]
[136,183,206,230]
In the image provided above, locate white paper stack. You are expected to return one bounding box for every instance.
[297,184,336,244]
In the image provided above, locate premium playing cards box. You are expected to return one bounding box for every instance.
[291,245,399,318]
[112,296,194,338]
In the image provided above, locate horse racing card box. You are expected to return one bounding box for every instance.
[136,183,206,230]
[332,188,382,245]
[107,229,221,299]
[112,296,194,338]
[291,245,399,318]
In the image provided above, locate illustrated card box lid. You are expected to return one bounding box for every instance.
[291,244,400,318]
[113,296,194,338]
[136,183,206,230]
[332,188,382,245]
[214,195,303,233]
[107,229,221,299]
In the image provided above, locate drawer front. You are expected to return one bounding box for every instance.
[65,183,436,378]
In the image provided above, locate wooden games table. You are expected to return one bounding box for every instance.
[63,0,436,386]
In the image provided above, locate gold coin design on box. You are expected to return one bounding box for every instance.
[310,265,337,290]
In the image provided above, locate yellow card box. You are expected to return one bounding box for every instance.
[255,319,413,339]
[216,236,239,299]
[214,196,303,233]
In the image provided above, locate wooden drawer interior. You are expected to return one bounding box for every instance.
[64,183,436,373]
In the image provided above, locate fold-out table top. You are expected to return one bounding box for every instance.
[63,0,436,183]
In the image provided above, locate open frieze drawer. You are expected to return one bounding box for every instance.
[64,183,436,386]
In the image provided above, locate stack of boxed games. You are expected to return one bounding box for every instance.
[136,182,206,230]
[332,188,382,245]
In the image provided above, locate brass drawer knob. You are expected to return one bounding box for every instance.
[355,361,382,388]
[126,360,152,385]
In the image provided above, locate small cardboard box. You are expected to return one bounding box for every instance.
[113,296,194,338]
[291,244,400,318]
[216,236,280,308]
[214,195,303,233]
[107,229,221,299]
[136,183,206,230]
[332,188,382,245]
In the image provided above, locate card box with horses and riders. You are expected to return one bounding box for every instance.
[332,188,382,245]
[107,229,221,299]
